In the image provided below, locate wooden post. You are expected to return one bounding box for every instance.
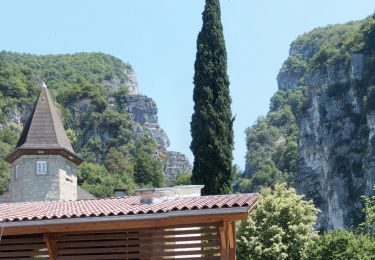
[228,221,236,260]
[220,222,229,260]
[43,233,57,260]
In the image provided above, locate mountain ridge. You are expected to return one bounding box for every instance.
[0,51,192,196]
[241,14,375,230]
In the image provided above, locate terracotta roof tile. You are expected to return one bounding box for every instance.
[0,194,258,222]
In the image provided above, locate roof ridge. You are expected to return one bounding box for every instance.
[0,193,259,206]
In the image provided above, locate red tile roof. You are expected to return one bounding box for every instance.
[0,194,258,222]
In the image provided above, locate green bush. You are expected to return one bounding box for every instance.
[307,230,375,260]
[237,184,318,260]
[240,87,305,192]
[172,173,192,186]
[363,187,375,232]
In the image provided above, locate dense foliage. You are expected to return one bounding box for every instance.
[171,173,192,186]
[237,13,375,258]
[237,184,318,260]
[0,52,165,197]
[240,14,375,194]
[278,14,375,83]
[0,128,19,194]
[190,0,234,195]
[236,185,375,259]
[363,188,375,232]
[238,86,307,192]
[307,229,375,260]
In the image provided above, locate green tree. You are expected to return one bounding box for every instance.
[239,87,306,193]
[78,162,136,197]
[363,187,375,232]
[190,0,233,195]
[105,147,133,175]
[172,173,192,186]
[133,150,164,188]
[237,184,318,260]
[307,230,375,260]
[0,162,10,195]
[0,128,20,194]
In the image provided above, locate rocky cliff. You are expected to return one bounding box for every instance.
[124,95,170,149]
[164,151,192,185]
[0,52,191,190]
[278,17,375,230]
[242,15,375,231]
[117,78,191,180]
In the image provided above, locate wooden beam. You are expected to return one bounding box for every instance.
[220,223,229,260]
[227,221,236,260]
[227,222,234,249]
[43,233,57,260]
[3,210,247,236]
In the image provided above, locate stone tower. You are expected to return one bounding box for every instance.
[5,83,83,202]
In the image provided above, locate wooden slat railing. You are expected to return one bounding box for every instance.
[0,224,228,259]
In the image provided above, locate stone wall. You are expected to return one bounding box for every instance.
[9,155,77,202]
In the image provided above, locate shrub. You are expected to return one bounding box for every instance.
[307,229,375,260]
[237,184,318,260]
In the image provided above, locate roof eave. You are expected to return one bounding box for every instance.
[4,147,83,165]
[2,207,251,236]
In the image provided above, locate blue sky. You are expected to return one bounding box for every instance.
[0,0,374,169]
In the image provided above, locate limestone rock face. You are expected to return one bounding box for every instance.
[280,44,374,230]
[130,123,170,149]
[2,102,31,129]
[126,95,159,125]
[304,54,364,88]
[164,151,192,185]
[125,68,139,95]
[123,95,170,149]
[113,70,192,181]
[104,66,139,95]
[296,80,366,230]
[122,92,192,182]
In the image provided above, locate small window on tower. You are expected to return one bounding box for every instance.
[15,165,19,179]
[37,161,47,175]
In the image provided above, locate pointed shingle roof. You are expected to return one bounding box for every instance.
[5,84,82,164]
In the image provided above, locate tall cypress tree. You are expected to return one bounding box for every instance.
[190,0,233,195]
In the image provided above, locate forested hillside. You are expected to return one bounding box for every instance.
[0,52,189,197]
[240,14,375,230]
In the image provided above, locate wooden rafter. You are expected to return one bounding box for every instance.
[43,233,57,260]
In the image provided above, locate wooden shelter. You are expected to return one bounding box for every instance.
[0,193,258,260]
[0,84,258,259]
